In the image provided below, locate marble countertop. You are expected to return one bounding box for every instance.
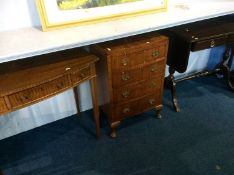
[0,0,234,63]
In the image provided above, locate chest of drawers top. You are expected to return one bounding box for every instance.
[92,33,168,56]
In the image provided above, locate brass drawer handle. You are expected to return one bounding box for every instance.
[122,57,129,66]
[122,73,130,81]
[122,91,130,98]
[150,81,157,88]
[152,50,159,58]
[210,40,215,48]
[150,65,157,72]
[148,99,155,105]
[122,107,130,114]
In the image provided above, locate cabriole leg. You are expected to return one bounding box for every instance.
[110,121,121,138]
[155,105,163,119]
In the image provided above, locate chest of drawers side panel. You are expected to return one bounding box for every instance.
[90,46,114,117]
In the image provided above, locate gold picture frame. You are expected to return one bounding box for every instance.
[36,0,168,31]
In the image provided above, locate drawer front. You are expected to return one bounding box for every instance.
[111,45,166,70]
[144,45,167,62]
[143,58,166,79]
[191,37,227,51]
[112,68,143,88]
[112,58,165,88]
[71,65,93,83]
[113,76,161,104]
[111,50,145,70]
[113,94,161,121]
[0,97,8,114]
[8,75,70,108]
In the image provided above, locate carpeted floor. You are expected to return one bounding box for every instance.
[0,76,233,175]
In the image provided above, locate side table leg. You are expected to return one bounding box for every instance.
[90,77,100,138]
[166,67,180,112]
[155,104,163,119]
[220,47,234,91]
[73,86,81,115]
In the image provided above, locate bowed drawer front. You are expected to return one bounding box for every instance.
[8,75,70,109]
[90,33,168,137]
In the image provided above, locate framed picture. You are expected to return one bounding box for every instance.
[36,0,168,31]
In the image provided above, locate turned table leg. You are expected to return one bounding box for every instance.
[166,66,180,112]
[90,77,101,138]
[73,86,81,115]
[220,47,234,91]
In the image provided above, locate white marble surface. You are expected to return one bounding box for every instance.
[0,0,233,63]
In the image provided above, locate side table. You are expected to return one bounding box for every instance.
[0,48,100,137]
[162,15,234,112]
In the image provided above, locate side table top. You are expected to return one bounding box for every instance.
[165,15,234,43]
[0,48,98,96]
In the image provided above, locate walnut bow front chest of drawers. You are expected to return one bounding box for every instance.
[90,33,168,137]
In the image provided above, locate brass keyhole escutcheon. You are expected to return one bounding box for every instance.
[122,73,130,81]
[122,91,130,98]
[122,57,129,66]
[152,50,159,58]
[122,107,130,114]
[210,40,215,48]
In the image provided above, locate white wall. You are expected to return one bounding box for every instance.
[0,0,40,32]
[0,0,93,140]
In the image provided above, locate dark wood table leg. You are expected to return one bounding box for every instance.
[166,66,180,112]
[73,86,81,115]
[229,47,234,81]
[90,77,100,138]
[220,47,234,91]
